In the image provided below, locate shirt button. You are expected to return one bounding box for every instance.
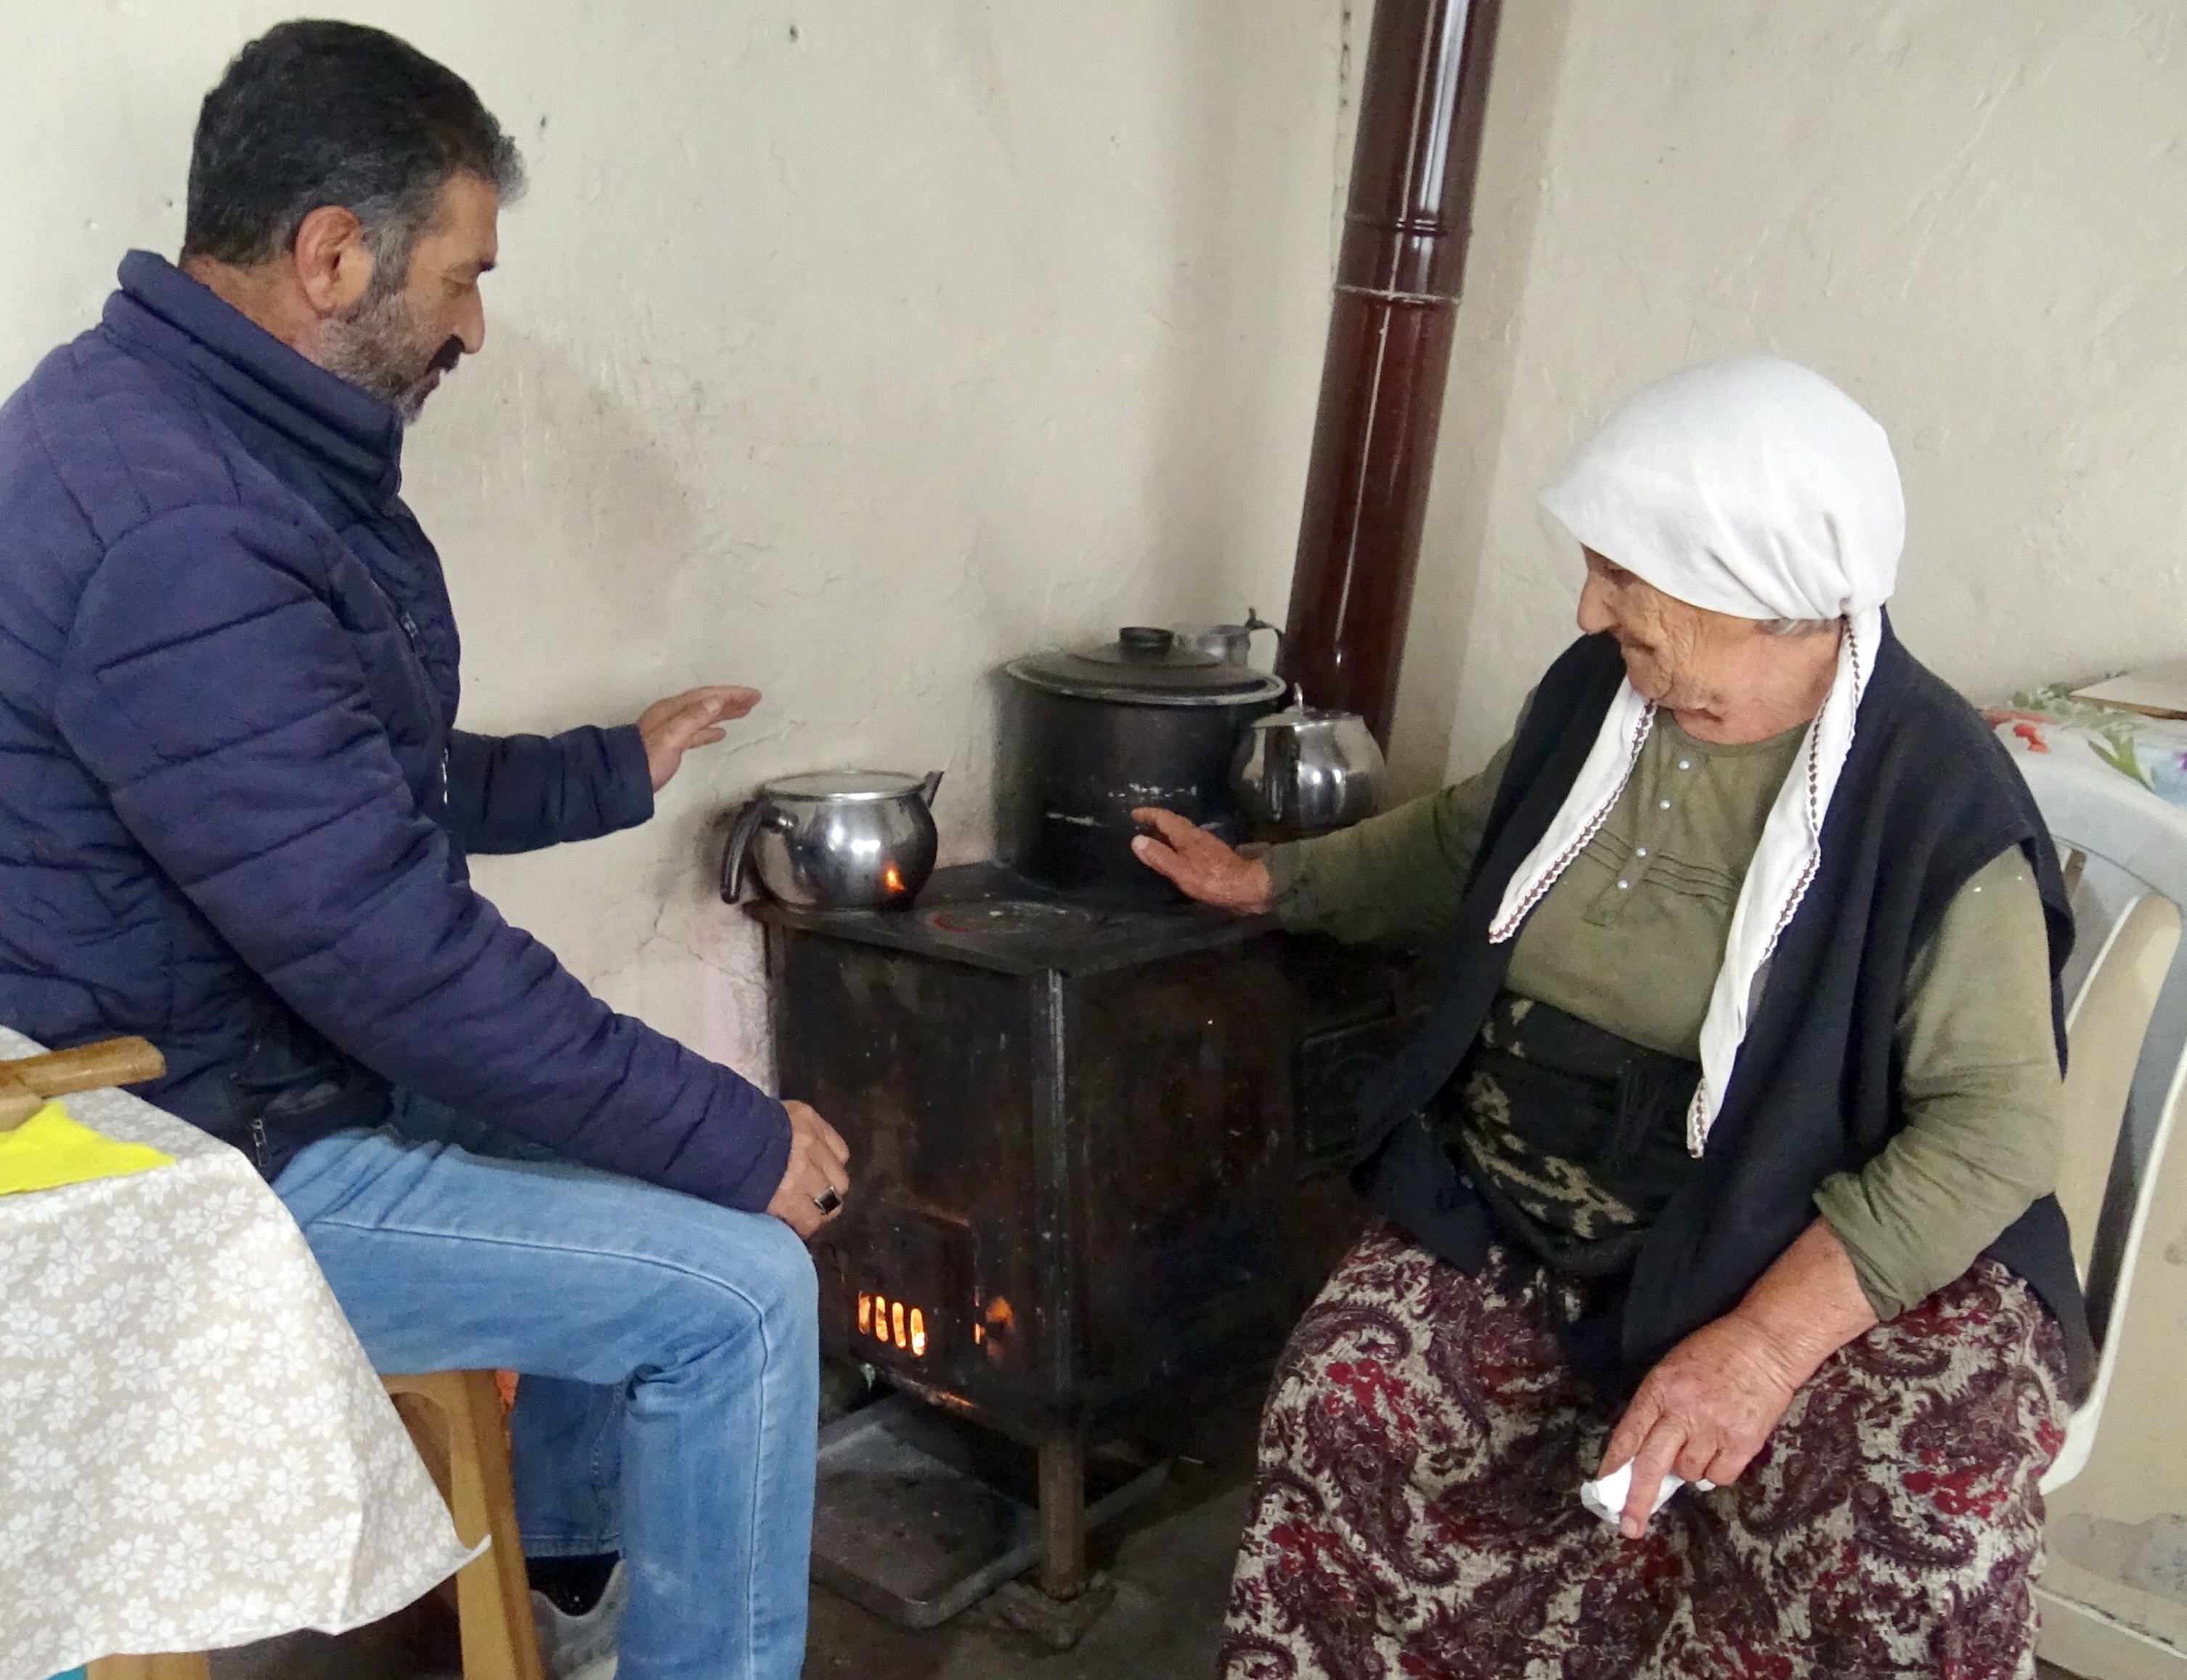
[1617,879,1631,890]
[1635,847,1648,857]
[1659,799,1671,810]
[1678,758,1693,770]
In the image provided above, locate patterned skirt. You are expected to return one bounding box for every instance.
[1221,1223,2069,1680]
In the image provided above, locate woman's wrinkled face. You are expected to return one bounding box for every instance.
[1575,548,1756,709]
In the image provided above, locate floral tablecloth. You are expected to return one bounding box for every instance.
[0,1028,474,1680]
[1987,683,2187,809]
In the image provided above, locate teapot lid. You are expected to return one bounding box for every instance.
[1006,626,1286,707]
[762,770,928,802]
[1246,682,1365,728]
[1174,605,1279,640]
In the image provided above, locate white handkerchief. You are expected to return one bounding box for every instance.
[1580,1462,1714,1528]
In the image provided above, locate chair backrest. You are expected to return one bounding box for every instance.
[2016,751,2187,1467]
[2058,892,2179,1286]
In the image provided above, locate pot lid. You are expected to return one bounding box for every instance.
[761,770,926,802]
[1006,626,1287,707]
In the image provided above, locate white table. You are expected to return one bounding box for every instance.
[0,1029,473,1680]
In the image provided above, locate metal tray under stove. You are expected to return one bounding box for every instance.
[747,861,1271,977]
[813,1394,1168,1628]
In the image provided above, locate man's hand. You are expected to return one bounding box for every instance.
[639,685,761,791]
[1597,1220,1877,1538]
[1129,807,1274,912]
[765,1099,852,1239]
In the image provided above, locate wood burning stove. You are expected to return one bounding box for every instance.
[746,4,1500,1620]
[751,863,1427,1601]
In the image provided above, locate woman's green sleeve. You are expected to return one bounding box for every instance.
[1812,847,2064,1319]
[1262,736,1514,945]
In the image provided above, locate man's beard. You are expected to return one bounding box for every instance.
[319,280,463,425]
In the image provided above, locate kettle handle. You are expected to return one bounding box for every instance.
[916,770,945,808]
[1243,606,1284,666]
[719,798,769,903]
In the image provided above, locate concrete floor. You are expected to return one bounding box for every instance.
[804,1475,1253,1680]
[213,1398,1262,1680]
[211,1482,1251,1680]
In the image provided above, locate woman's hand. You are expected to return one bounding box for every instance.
[1597,1313,1804,1537]
[639,685,762,791]
[1597,1220,1878,1538]
[1130,807,1273,912]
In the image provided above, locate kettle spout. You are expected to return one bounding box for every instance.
[917,770,945,808]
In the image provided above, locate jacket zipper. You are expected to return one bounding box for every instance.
[362,575,449,807]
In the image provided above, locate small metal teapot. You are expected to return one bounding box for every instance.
[1170,607,1282,669]
[1230,687,1385,839]
[720,770,943,910]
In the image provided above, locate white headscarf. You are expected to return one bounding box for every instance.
[1492,355,1905,1154]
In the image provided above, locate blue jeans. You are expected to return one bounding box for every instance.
[272,1095,818,1680]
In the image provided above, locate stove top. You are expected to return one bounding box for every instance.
[744,863,1271,976]
[918,897,1113,943]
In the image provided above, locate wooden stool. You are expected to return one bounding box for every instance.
[86,1658,209,1679]
[383,1369,545,1680]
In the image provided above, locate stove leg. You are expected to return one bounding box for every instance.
[1037,1436,1088,1600]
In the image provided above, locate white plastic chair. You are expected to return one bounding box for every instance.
[2013,749,2187,1495]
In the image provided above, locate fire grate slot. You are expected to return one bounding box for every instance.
[831,1200,972,1378]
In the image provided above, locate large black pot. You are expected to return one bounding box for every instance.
[1002,626,1285,904]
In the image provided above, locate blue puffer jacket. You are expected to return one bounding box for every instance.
[0,252,790,1210]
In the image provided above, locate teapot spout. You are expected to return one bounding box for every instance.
[719,798,766,902]
[917,770,945,808]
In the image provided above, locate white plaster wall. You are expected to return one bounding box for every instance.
[0,1,1352,1092]
[1411,0,2187,785]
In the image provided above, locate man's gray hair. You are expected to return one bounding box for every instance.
[184,22,524,272]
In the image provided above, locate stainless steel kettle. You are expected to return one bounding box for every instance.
[720,770,943,910]
[1230,688,1385,839]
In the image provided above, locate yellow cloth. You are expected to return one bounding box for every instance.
[0,1101,174,1195]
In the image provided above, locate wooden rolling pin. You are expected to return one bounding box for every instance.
[0,1037,165,1131]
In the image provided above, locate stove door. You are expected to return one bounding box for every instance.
[830,1201,969,1374]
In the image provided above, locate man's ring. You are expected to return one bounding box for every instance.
[814,1185,843,1215]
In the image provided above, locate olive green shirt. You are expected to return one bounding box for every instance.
[1266,713,2064,1320]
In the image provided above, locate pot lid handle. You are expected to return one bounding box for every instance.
[1118,626,1175,656]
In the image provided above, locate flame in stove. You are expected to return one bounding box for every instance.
[974,1296,1012,1361]
[855,1289,932,1358]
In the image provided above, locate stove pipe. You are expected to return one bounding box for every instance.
[1276,0,1502,747]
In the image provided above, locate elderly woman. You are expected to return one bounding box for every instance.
[1133,356,2088,1678]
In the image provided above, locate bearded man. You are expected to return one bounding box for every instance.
[0,22,839,1680]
